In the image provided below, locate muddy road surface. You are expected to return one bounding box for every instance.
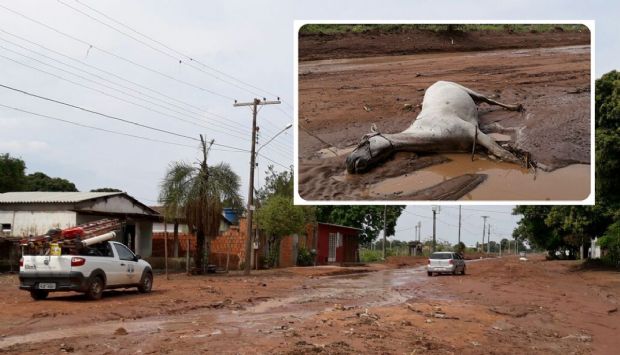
[298,33,591,201]
[1,256,618,354]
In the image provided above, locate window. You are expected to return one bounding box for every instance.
[1,223,10,233]
[81,242,113,257]
[114,243,136,261]
[430,253,453,259]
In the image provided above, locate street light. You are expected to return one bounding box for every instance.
[256,123,292,155]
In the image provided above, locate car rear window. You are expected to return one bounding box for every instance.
[430,253,453,259]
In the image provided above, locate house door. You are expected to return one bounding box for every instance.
[328,233,338,262]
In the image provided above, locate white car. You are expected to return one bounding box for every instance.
[427,252,466,276]
[19,241,153,300]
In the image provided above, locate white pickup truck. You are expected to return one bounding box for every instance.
[19,241,153,300]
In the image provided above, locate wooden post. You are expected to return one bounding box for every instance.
[225,234,231,273]
[164,221,169,280]
[186,237,190,275]
[234,98,281,275]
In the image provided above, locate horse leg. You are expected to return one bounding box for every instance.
[455,83,523,111]
[475,127,520,164]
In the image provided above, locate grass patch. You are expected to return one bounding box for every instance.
[299,24,588,35]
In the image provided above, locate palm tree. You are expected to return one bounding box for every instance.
[159,138,242,272]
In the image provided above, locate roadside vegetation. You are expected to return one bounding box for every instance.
[299,24,588,35]
[514,71,620,267]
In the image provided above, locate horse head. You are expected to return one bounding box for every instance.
[345,128,395,174]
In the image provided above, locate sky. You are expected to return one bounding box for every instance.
[0,0,617,246]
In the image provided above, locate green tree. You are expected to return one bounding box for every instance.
[90,188,122,192]
[255,168,313,267]
[24,172,78,192]
[315,205,405,245]
[159,138,242,272]
[256,165,293,202]
[0,153,26,193]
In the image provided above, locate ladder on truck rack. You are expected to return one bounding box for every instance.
[20,218,122,250]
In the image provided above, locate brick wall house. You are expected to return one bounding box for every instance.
[152,219,360,269]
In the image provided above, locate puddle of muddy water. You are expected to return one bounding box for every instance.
[370,153,589,201]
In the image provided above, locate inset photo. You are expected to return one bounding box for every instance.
[295,22,593,203]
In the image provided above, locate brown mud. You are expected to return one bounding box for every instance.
[1,256,619,354]
[298,30,590,201]
[299,28,590,62]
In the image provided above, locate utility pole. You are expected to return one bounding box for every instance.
[418,221,421,241]
[487,224,491,254]
[481,216,489,253]
[432,206,439,252]
[458,205,462,245]
[234,98,281,275]
[382,205,387,260]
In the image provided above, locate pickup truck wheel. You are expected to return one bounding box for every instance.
[427,271,433,277]
[30,290,49,300]
[138,271,153,293]
[86,276,104,300]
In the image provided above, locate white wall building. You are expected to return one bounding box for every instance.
[0,192,159,257]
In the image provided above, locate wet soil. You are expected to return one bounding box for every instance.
[1,256,618,354]
[298,30,591,201]
[299,28,590,62]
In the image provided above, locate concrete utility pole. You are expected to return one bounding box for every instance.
[458,205,462,245]
[418,221,421,241]
[382,205,387,260]
[481,216,489,253]
[487,224,491,254]
[234,98,281,275]
[432,206,440,252]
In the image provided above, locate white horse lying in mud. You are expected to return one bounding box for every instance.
[345,81,523,174]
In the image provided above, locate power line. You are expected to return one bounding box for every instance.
[0,29,292,146]
[258,153,290,170]
[0,103,187,149]
[0,53,253,141]
[54,1,294,139]
[0,3,235,101]
[0,83,249,153]
[0,44,250,139]
[61,0,266,98]
[0,82,197,141]
[462,207,515,215]
[66,0,283,99]
[0,103,246,153]
[0,32,252,132]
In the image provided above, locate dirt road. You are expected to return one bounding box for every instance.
[0,256,618,354]
[298,30,591,201]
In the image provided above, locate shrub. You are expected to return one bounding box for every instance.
[297,247,314,266]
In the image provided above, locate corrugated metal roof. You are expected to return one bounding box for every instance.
[0,191,123,204]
